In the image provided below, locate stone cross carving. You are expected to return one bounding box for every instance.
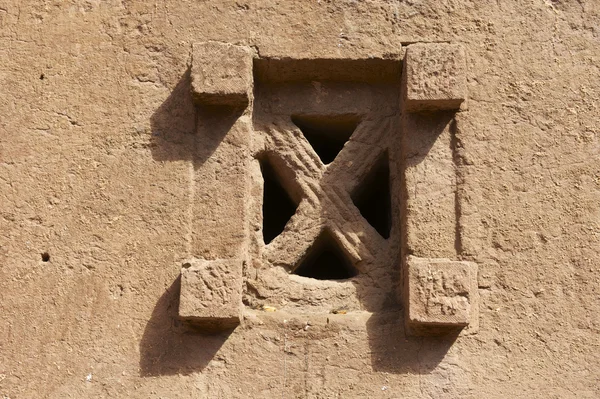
[177,41,478,336]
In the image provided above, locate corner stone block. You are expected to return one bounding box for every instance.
[179,258,243,330]
[406,256,478,334]
[191,41,253,107]
[402,43,466,112]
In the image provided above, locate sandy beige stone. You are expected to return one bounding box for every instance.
[192,111,252,260]
[179,258,243,329]
[191,42,254,107]
[406,256,478,332]
[401,111,457,258]
[403,43,467,112]
[1,1,599,398]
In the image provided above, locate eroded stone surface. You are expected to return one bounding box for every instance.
[191,41,254,106]
[402,43,467,112]
[192,109,252,261]
[248,65,402,315]
[4,2,600,397]
[406,256,478,333]
[179,258,243,329]
[400,112,457,258]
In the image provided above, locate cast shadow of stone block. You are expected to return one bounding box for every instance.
[401,111,455,168]
[138,276,235,377]
[142,68,246,377]
[356,111,460,373]
[145,55,464,375]
[150,68,244,167]
[366,312,460,373]
[149,69,197,163]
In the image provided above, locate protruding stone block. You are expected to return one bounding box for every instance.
[191,41,253,107]
[402,43,466,112]
[179,258,243,330]
[406,256,478,335]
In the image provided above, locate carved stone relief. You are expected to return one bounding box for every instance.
[179,41,477,336]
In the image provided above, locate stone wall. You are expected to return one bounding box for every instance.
[1,1,599,398]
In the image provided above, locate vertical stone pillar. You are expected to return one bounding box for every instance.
[179,42,254,329]
[400,43,478,335]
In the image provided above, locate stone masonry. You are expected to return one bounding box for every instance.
[181,41,478,335]
[3,3,598,398]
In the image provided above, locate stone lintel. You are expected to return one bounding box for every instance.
[191,41,254,107]
[402,43,466,112]
[179,258,243,330]
[405,256,478,335]
[256,43,403,61]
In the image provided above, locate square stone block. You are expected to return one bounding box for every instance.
[179,258,243,329]
[406,256,477,330]
[191,41,253,107]
[402,43,466,112]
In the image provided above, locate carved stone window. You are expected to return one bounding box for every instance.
[178,42,478,337]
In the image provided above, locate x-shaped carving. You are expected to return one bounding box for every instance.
[259,114,397,275]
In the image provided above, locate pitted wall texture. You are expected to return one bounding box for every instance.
[1,1,599,398]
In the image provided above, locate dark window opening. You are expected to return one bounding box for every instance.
[260,157,297,244]
[291,114,360,165]
[293,229,357,280]
[351,152,392,239]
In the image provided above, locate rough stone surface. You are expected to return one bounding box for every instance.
[179,258,242,328]
[403,43,467,112]
[406,256,478,332]
[191,41,253,106]
[400,111,457,258]
[192,110,252,260]
[1,1,599,398]
[247,59,402,317]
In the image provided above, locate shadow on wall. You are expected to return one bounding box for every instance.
[149,68,244,167]
[139,277,235,376]
[149,68,197,163]
[356,111,458,373]
[366,313,460,373]
[141,70,243,377]
[143,67,460,376]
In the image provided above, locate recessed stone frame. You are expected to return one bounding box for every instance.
[178,41,478,336]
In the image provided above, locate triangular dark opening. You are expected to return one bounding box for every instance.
[293,229,357,280]
[291,114,360,164]
[260,156,297,244]
[351,152,392,239]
